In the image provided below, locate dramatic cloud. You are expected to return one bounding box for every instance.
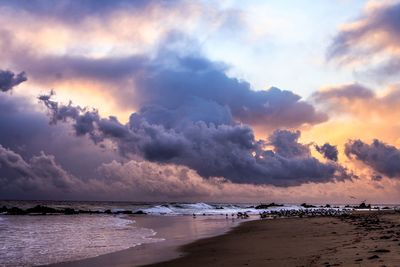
[0,2,325,130]
[39,93,351,187]
[1,1,400,203]
[0,72,119,180]
[312,84,374,102]
[268,130,310,158]
[345,139,400,178]
[0,69,27,92]
[315,143,338,162]
[328,1,400,78]
[0,0,243,83]
[2,26,326,130]
[130,54,327,129]
[0,144,85,199]
[310,83,378,116]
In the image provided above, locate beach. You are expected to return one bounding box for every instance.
[146,211,400,267]
[1,201,400,267]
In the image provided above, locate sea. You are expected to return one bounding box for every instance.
[0,200,398,267]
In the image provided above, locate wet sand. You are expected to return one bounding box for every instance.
[146,211,400,267]
[46,215,240,267]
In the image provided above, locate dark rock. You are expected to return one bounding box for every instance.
[373,249,390,253]
[7,207,27,215]
[133,210,147,215]
[355,202,371,209]
[63,208,77,215]
[26,205,59,214]
[121,210,133,214]
[78,209,90,214]
[300,203,316,208]
[0,206,8,213]
[368,255,380,260]
[114,210,133,214]
[255,203,284,209]
[104,209,112,214]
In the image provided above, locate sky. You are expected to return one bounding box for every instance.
[1,0,400,204]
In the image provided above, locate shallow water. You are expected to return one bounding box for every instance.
[0,215,162,267]
[49,215,244,267]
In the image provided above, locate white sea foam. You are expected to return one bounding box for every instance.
[0,215,163,267]
[141,202,340,215]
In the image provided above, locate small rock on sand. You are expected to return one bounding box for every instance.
[373,249,390,253]
[368,255,380,260]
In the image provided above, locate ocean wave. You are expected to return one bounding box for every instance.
[141,202,337,215]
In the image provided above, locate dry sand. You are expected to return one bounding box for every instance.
[145,211,400,267]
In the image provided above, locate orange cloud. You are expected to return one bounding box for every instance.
[328,0,400,77]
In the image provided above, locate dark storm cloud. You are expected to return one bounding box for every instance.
[28,52,327,128]
[0,69,27,92]
[268,130,310,158]
[315,143,338,162]
[39,91,103,140]
[345,139,400,178]
[130,54,327,129]
[0,87,119,180]
[40,94,352,186]
[312,84,374,102]
[0,144,84,199]
[328,2,400,77]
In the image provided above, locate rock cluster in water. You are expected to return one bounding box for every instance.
[0,205,147,215]
[253,203,284,209]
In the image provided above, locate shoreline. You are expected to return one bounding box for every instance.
[146,211,400,267]
[45,215,244,267]
[39,211,400,267]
